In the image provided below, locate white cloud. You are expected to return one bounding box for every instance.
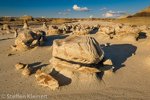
[73,5,91,11]
[102,10,125,17]
[64,9,71,11]
[103,7,107,9]
[59,12,71,15]
[90,15,93,18]
[99,7,107,10]
[102,13,114,17]
[108,10,126,14]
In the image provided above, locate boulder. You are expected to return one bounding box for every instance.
[15,30,35,45]
[52,36,104,64]
[46,26,61,35]
[35,69,59,90]
[3,24,10,30]
[98,25,115,35]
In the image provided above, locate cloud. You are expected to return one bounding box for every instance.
[90,15,93,18]
[64,9,71,11]
[102,13,114,17]
[108,10,126,14]
[99,7,107,10]
[73,5,91,11]
[59,12,71,15]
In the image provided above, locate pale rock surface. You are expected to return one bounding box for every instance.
[15,63,25,69]
[3,24,10,30]
[22,64,33,75]
[103,59,113,66]
[52,36,104,64]
[35,69,59,90]
[23,20,29,29]
[50,57,100,73]
[46,26,61,35]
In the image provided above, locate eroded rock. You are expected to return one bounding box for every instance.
[52,36,104,64]
[35,69,59,90]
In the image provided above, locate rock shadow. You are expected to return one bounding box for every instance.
[101,44,137,72]
[32,63,49,74]
[43,35,69,46]
[138,32,147,39]
[91,28,98,34]
[49,68,72,86]
[0,38,14,41]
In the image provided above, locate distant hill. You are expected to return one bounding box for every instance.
[117,14,132,19]
[19,15,33,21]
[132,6,150,17]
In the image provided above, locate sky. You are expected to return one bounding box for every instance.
[0,0,149,18]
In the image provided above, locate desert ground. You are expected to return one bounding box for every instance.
[0,19,150,100]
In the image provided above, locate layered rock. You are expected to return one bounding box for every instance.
[52,36,104,64]
[49,36,114,87]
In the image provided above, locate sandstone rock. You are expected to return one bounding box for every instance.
[47,26,61,35]
[22,64,33,75]
[15,63,25,69]
[43,22,48,29]
[30,40,39,48]
[98,25,115,35]
[15,30,35,45]
[12,40,29,51]
[97,31,111,40]
[23,20,29,29]
[50,57,100,73]
[73,29,92,35]
[0,28,3,31]
[52,36,104,64]
[117,14,132,19]
[14,28,18,37]
[103,59,113,66]
[138,25,149,31]
[6,30,12,34]
[35,69,59,90]
[3,24,10,30]
[19,15,33,21]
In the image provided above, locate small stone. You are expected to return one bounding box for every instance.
[103,59,113,65]
[35,69,59,90]
[15,63,25,69]
[22,64,33,75]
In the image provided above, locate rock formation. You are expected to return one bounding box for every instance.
[46,26,62,35]
[43,22,48,29]
[117,14,132,19]
[132,6,150,17]
[52,36,104,64]
[23,20,29,29]
[22,64,33,75]
[35,69,59,90]
[14,28,18,37]
[15,63,25,69]
[3,24,10,30]
[11,30,46,51]
[48,36,114,87]
[19,15,33,21]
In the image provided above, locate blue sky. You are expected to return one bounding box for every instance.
[0,0,149,18]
